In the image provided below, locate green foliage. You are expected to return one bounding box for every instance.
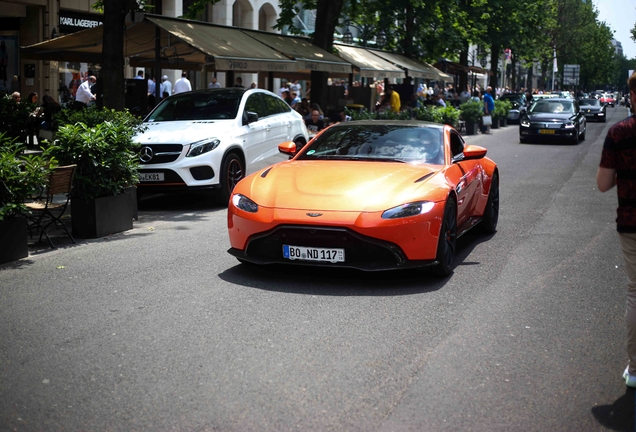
[55,106,145,134]
[0,133,57,221]
[346,105,460,127]
[0,95,38,142]
[49,121,140,200]
[459,100,484,124]
[434,105,460,128]
[493,100,511,119]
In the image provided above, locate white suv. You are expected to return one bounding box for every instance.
[134,88,309,203]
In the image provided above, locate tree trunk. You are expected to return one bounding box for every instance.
[490,44,500,88]
[102,0,135,111]
[310,0,344,112]
[459,42,468,94]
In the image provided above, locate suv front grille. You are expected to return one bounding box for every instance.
[137,144,183,164]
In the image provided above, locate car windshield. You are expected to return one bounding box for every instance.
[580,99,600,106]
[146,92,241,121]
[530,100,574,114]
[297,124,445,165]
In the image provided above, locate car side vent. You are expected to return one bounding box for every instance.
[261,167,273,178]
[414,173,434,183]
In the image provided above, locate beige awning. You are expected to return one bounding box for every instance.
[368,50,451,81]
[333,44,404,79]
[21,14,297,73]
[240,30,352,75]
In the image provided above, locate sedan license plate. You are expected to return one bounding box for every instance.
[283,245,345,263]
[139,172,164,182]
[539,129,555,135]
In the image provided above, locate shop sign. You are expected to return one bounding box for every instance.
[59,10,103,34]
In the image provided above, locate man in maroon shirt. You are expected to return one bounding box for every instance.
[597,71,636,387]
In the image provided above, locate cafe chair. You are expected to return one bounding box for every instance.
[25,164,76,248]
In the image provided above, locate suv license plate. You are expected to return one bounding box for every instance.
[539,129,555,134]
[139,172,164,181]
[283,245,345,263]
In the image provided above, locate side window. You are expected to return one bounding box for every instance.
[450,132,464,157]
[275,97,292,114]
[244,94,264,118]
[261,94,284,118]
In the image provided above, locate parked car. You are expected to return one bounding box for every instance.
[498,93,527,123]
[227,120,499,276]
[600,93,615,107]
[519,97,586,144]
[579,98,607,122]
[134,88,309,203]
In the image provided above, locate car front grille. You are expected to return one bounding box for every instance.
[137,144,183,164]
[246,225,408,270]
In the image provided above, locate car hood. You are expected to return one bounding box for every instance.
[526,112,575,122]
[134,120,235,145]
[237,160,447,212]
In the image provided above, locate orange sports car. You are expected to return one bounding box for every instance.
[227,120,499,275]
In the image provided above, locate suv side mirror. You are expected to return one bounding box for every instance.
[244,111,259,125]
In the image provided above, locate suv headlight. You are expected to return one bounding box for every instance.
[382,201,435,219]
[563,122,575,129]
[520,118,530,127]
[186,138,220,157]
[232,194,259,213]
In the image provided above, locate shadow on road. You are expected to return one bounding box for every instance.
[218,230,495,296]
[591,389,634,431]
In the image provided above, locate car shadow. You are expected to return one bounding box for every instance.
[218,230,494,296]
[591,389,634,431]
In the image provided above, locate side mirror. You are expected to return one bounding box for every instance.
[462,145,487,160]
[278,141,297,157]
[245,111,258,124]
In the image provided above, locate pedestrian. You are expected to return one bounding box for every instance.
[290,91,301,108]
[305,109,325,135]
[73,75,96,109]
[10,91,20,103]
[134,70,144,80]
[436,91,447,108]
[597,71,636,388]
[26,92,38,105]
[295,98,311,117]
[250,81,257,89]
[160,75,172,98]
[173,71,192,94]
[234,77,244,88]
[282,90,293,106]
[208,76,220,89]
[147,75,155,96]
[387,85,401,113]
[482,86,494,133]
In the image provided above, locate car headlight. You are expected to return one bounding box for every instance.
[186,138,220,157]
[598,112,605,116]
[520,118,530,127]
[563,122,576,129]
[381,201,435,219]
[232,194,259,213]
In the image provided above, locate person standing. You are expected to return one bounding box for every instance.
[160,75,172,98]
[208,76,220,89]
[482,86,494,133]
[173,71,192,94]
[134,70,144,80]
[597,71,636,388]
[147,75,156,96]
[234,77,244,88]
[74,75,97,109]
[387,85,401,113]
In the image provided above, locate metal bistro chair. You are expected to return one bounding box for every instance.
[25,164,77,248]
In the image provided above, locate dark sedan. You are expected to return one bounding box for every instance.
[519,98,586,144]
[579,98,606,122]
[499,93,527,123]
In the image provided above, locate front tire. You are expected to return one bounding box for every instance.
[219,152,244,205]
[480,172,499,234]
[432,197,457,277]
[580,126,586,141]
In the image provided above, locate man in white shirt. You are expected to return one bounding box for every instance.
[173,72,192,94]
[147,76,155,96]
[160,75,172,99]
[74,75,96,109]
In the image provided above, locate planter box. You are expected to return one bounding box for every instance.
[0,218,28,264]
[500,118,508,127]
[490,119,500,129]
[465,122,480,135]
[71,192,135,239]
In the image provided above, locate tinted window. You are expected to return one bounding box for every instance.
[261,94,288,118]
[298,124,444,164]
[147,92,241,121]
[244,93,264,117]
[581,99,600,106]
[530,100,574,114]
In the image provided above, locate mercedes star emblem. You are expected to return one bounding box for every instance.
[139,146,154,163]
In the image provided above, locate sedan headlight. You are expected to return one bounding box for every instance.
[382,201,435,219]
[563,122,576,129]
[186,138,220,157]
[520,118,531,127]
[232,194,259,213]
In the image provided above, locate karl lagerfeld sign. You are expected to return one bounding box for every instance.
[59,10,103,33]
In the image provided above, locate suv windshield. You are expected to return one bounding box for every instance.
[147,92,242,121]
[297,124,445,165]
[530,100,574,114]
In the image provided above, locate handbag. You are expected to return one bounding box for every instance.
[482,115,492,126]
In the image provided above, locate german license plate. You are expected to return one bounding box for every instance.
[283,245,345,263]
[539,129,555,134]
[139,172,164,181]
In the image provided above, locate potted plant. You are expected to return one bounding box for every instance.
[494,99,511,127]
[0,133,55,264]
[459,101,483,135]
[49,108,144,239]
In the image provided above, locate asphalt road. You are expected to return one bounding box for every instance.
[1,107,633,431]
